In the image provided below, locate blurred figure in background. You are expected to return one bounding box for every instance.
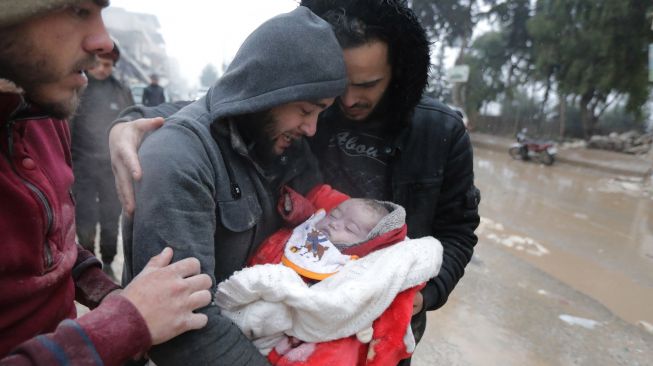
[142,73,166,106]
[70,42,134,281]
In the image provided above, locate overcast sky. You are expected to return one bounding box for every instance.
[108,0,299,87]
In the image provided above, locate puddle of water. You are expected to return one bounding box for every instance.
[474,149,653,326]
[480,217,653,326]
[420,301,550,366]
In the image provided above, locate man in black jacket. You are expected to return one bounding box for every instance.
[142,73,166,106]
[300,1,480,363]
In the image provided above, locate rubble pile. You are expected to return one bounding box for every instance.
[587,131,653,155]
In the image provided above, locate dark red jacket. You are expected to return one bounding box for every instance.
[0,91,150,365]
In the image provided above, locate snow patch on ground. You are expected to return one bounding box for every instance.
[559,314,601,329]
[479,218,549,256]
[638,321,653,335]
[477,159,493,169]
[595,176,652,199]
[573,212,589,220]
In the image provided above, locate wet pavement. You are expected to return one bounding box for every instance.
[413,147,653,366]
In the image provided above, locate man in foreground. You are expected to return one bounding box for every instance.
[120,7,347,365]
[0,1,212,364]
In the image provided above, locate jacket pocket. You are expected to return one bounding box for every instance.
[43,240,53,270]
[42,239,63,274]
[217,195,262,232]
[399,178,443,236]
[406,179,443,209]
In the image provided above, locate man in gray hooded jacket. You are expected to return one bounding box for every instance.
[120,7,347,366]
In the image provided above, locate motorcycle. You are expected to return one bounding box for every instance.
[509,130,557,166]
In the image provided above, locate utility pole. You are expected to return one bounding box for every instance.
[646,11,653,185]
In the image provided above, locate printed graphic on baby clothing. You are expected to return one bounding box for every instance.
[290,229,330,261]
[283,212,354,280]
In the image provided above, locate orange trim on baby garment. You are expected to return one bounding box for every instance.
[281,255,336,281]
[280,255,359,281]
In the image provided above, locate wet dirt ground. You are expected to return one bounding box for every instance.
[412,148,653,366]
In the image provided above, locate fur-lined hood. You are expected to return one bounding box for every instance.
[301,0,430,129]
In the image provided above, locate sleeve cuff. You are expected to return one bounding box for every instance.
[75,266,121,309]
[421,281,440,311]
[77,295,152,366]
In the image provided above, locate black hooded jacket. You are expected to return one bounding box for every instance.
[303,0,481,312]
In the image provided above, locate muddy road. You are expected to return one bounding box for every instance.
[413,148,653,365]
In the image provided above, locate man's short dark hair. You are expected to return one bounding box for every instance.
[321,8,388,51]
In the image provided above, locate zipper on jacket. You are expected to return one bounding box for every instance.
[4,112,56,270]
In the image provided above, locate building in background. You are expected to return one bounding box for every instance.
[102,7,189,102]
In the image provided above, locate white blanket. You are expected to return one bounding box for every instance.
[215,236,442,345]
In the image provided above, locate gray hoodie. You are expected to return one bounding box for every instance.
[121,7,346,366]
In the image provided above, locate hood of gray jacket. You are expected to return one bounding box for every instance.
[207,6,347,121]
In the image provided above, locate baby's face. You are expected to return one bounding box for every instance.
[314,199,382,245]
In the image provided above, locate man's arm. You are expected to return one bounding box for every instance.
[108,102,190,216]
[2,248,212,366]
[421,125,480,311]
[125,122,269,366]
[117,102,191,123]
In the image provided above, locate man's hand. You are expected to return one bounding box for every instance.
[412,291,424,315]
[109,117,164,217]
[121,247,212,345]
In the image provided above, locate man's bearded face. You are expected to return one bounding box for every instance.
[0,7,105,119]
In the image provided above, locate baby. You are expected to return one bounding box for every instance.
[317,198,389,247]
[216,185,442,366]
[281,198,403,281]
